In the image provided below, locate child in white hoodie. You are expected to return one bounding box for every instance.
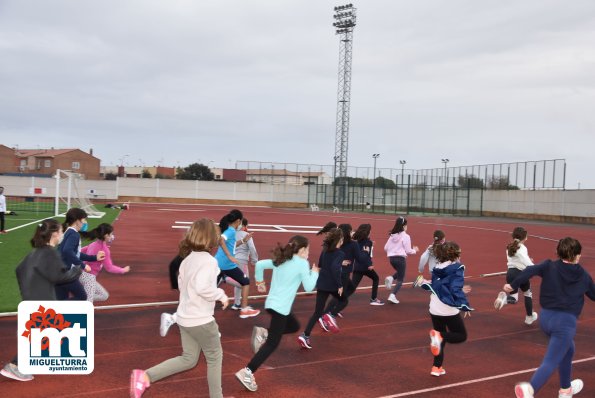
[131,219,229,398]
[384,216,418,304]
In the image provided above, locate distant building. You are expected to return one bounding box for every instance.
[0,146,100,180]
[211,168,247,182]
[100,165,176,179]
[245,169,331,185]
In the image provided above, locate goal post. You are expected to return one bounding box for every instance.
[54,169,105,218]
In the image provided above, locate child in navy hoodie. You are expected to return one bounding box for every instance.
[351,223,384,305]
[508,237,594,398]
[56,208,104,300]
[298,228,344,348]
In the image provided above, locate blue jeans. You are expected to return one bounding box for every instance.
[530,308,577,392]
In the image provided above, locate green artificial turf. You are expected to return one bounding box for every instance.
[0,208,121,312]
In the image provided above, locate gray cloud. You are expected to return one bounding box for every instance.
[1,0,594,188]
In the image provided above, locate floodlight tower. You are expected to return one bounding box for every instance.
[332,3,356,206]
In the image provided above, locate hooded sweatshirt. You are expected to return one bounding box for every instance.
[510,259,595,317]
[384,232,417,257]
[422,261,473,314]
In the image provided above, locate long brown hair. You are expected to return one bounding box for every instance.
[323,228,343,252]
[31,219,61,248]
[271,235,309,266]
[507,227,528,256]
[179,219,220,257]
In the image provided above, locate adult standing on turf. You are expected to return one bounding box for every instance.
[0,186,6,234]
[1,219,82,382]
[215,209,259,319]
[509,237,594,398]
[235,235,319,392]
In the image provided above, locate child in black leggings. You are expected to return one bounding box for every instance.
[421,241,473,377]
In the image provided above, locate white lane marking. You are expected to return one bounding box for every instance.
[375,356,595,397]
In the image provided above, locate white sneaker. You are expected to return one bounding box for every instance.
[159,313,175,337]
[525,312,538,325]
[387,293,399,304]
[494,291,508,310]
[0,362,34,382]
[515,382,534,398]
[235,367,258,392]
[559,379,583,398]
[385,276,394,290]
[251,326,268,354]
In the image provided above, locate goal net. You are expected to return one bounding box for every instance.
[54,169,105,218]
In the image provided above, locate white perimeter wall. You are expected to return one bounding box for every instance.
[1,175,593,219]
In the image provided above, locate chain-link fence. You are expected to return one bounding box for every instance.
[236,159,565,190]
[305,177,484,216]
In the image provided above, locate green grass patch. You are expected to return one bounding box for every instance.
[0,208,122,313]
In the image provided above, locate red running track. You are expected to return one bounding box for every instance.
[1,203,594,397]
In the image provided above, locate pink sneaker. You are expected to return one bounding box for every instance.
[130,369,150,398]
[429,330,443,356]
[323,313,339,333]
[239,306,260,319]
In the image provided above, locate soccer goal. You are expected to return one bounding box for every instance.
[54,169,105,218]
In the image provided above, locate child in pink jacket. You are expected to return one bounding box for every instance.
[81,223,129,303]
[384,216,418,304]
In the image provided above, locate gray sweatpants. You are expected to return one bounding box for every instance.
[146,320,223,398]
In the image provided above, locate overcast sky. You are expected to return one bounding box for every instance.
[1,0,594,188]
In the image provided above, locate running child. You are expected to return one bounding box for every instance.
[214,209,259,318]
[1,219,82,382]
[414,230,446,288]
[316,221,337,237]
[351,223,384,305]
[56,208,104,300]
[231,218,258,311]
[80,223,130,303]
[130,219,229,398]
[494,226,538,325]
[508,237,594,398]
[384,216,418,304]
[298,228,345,348]
[235,235,319,392]
[321,223,374,326]
[421,241,473,377]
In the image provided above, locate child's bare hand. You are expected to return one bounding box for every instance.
[84,265,91,273]
[123,266,131,273]
[462,285,472,293]
[503,283,513,293]
[338,287,344,296]
[413,246,419,252]
[311,263,320,273]
[96,251,106,261]
[220,297,230,310]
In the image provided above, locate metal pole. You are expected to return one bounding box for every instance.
[372,153,379,211]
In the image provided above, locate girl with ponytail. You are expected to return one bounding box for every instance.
[80,223,130,303]
[494,227,537,325]
[235,235,319,392]
[214,209,260,319]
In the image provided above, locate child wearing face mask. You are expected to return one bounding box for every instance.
[215,209,260,319]
[80,223,130,303]
[56,208,105,300]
